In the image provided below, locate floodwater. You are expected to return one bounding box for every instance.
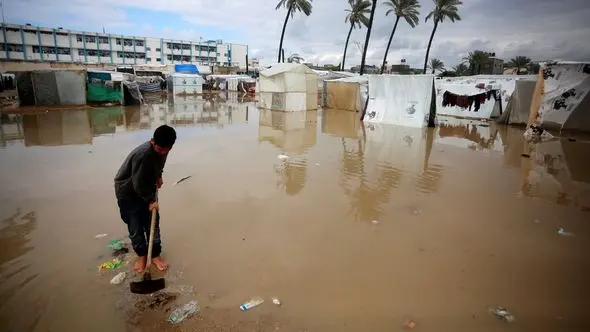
[1,92,590,332]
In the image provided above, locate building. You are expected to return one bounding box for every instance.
[0,23,248,68]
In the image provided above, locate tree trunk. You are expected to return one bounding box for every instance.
[278,7,292,63]
[422,21,438,74]
[381,16,400,74]
[341,23,354,71]
[360,0,377,76]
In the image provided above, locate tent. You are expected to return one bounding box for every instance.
[257,63,319,112]
[435,75,536,119]
[364,74,436,128]
[435,75,536,120]
[16,70,86,106]
[323,76,368,112]
[496,79,537,126]
[530,61,590,132]
[167,72,204,95]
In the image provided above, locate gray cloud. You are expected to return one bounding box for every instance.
[4,0,590,68]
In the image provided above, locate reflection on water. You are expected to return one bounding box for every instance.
[0,104,589,331]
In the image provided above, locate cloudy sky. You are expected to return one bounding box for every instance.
[4,0,590,68]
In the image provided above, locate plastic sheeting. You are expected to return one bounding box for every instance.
[258,63,318,93]
[87,83,122,102]
[324,76,368,112]
[258,92,318,112]
[26,70,87,105]
[364,74,435,128]
[435,75,536,119]
[497,79,537,126]
[537,62,590,131]
[168,73,203,95]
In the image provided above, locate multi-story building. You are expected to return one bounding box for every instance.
[0,23,248,68]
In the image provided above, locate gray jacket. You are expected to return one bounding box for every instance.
[114,141,167,203]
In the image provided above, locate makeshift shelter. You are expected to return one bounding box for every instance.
[323,76,368,112]
[496,79,537,126]
[529,61,590,132]
[257,63,319,112]
[364,74,436,128]
[87,70,142,105]
[16,70,86,106]
[435,75,537,120]
[167,73,204,95]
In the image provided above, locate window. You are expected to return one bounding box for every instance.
[156,48,161,52]
[156,58,161,62]
[135,40,144,47]
[146,47,151,51]
[78,49,85,56]
[58,47,71,55]
[166,55,172,60]
[116,38,122,45]
[123,39,133,46]
[85,36,96,43]
[182,44,190,50]
[77,35,83,42]
[87,50,97,56]
[23,29,36,35]
[98,37,109,44]
[223,53,228,57]
[40,31,52,35]
[56,32,68,36]
[99,50,110,57]
[166,43,172,49]
[146,57,152,62]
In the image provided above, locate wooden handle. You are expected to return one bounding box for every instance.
[144,191,158,269]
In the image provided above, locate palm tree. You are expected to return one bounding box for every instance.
[506,56,532,74]
[428,58,444,74]
[380,0,420,74]
[287,53,305,63]
[463,50,490,75]
[422,0,462,74]
[452,63,469,76]
[342,0,371,71]
[276,0,313,63]
[359,0,378,75]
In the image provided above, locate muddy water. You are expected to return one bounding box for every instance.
[1,95,590,332]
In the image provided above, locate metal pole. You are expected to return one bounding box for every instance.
[0,1,6,24]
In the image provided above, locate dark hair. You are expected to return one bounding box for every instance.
[153,125,177,148]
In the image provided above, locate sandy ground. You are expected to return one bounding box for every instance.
[0,103,589,332]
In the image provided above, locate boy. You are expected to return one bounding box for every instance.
[114,124,177,273]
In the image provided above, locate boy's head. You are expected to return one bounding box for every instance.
[151,125,176,156]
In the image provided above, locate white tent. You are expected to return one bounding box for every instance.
[435,75,536,120]
[167,73,204,95]
[496,79,537,126]
[257,63,319,112]
[364,74,435,128]
[534,61,590,131]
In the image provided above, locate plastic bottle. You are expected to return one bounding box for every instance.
[239,297,264,311]
[168,300,200,324]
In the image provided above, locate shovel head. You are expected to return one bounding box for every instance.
[129,278,165,295]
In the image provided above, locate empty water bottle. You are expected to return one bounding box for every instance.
[239,297,264,311]
[168,300,200,324]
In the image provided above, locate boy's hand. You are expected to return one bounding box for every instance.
[157,177,163,189]
[149,201,159,211]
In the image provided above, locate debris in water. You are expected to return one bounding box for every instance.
[95,233,108,239]
[110,272,127,285]
[402,319,416,329]
[107,239,126,250]
[521,153,531,158]
[168,300,200,324]
[272,297,281,306]
[489,306,515,322]
[240,297,264,311]
[371,220,379,225]
[173,175,192,186]
[99,257,123,270]
[557,227,574,236]
[112,247,129,257]
[567,137,576,142]
[277,154,289,160]
[315,163,320,166]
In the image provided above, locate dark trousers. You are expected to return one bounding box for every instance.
[117,198,162,257]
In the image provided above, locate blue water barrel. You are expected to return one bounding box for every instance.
[175,64,199,74]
